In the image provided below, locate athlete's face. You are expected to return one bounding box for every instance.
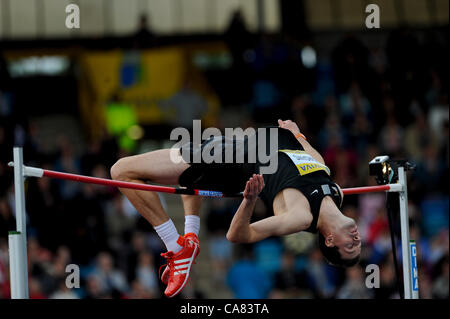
[333,221,361,260]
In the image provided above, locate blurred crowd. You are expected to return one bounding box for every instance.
[0,15,448,299]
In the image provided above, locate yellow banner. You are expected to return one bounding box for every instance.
[78,44,222,141]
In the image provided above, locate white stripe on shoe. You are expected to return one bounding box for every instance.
[174,258,193,264]
[171,241,199,297]
[174,264,189,270]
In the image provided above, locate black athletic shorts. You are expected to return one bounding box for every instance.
[178,135,257,193]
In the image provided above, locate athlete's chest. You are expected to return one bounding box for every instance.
[272,188,313,216]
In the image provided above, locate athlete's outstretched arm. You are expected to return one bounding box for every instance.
[278,119,326,165]
[226,174,306,243]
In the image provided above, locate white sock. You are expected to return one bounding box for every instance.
[184,215,200,236]
[154,219,183,253]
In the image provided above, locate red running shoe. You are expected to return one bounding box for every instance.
[160,235,199,298]
[160,233,200,285]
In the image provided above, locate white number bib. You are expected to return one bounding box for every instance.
[279,149,331,176]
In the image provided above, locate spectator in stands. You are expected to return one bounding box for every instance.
[431,256,449,299]
[226,245,271,299]
[415,143,447,196]
[208,230,233,287]
[271,251,308,298]
[49,279,79,299]
[405,110,438,161]
[53,136,82,200]
[160,79,208,130]
[379,114,405,157]
[374,255,399,299]
[126,280,156,299]
[336,265,373,299]
[29,278,46,299]
[305,248,338,298]
[0,198,14,242]
[135,252,159,296]
[0,238,9,299]
[84,275,109,299]
[105,194,137,253]
[90,252,129,297]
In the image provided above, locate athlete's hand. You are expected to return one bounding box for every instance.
[278,119,301,135]
[243,174,265,201]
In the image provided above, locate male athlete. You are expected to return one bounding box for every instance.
[110,119,361,298]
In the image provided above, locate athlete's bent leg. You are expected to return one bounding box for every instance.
[111,149,199,298]
[110,149,189,226]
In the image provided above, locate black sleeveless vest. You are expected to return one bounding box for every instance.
[257,128,342,233]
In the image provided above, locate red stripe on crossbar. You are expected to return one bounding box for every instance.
[342,185,391,195]
[43,169,177,194]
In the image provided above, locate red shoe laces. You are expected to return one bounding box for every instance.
[159,251,174,278]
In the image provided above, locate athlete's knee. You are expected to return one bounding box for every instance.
[110,157,133,181]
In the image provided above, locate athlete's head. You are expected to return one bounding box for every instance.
[318,218,361,267]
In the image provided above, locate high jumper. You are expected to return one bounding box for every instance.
[109,119,362,298]
[8,119,417,299]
